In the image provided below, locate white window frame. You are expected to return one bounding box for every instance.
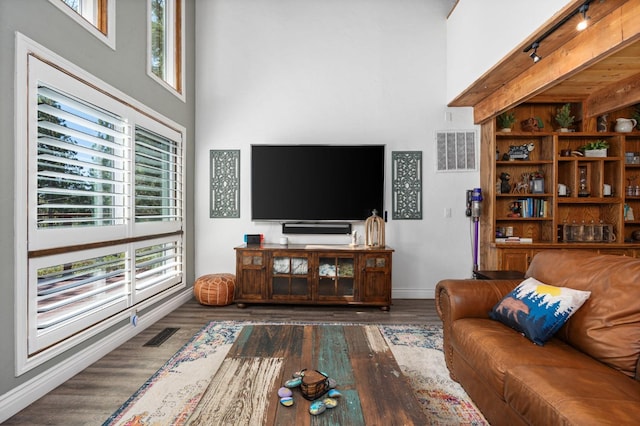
[15,33,186,374]
[147,0,186,101]
[28,57,131,251]
[48,0,116,50]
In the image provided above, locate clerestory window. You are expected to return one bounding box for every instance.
[149,0,185,99]
[49,0,115,49]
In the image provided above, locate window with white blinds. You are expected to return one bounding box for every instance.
[17,37,185,372]
[135,127,182,223]
[30,246,130,352]
[37,85,129,230]
[133,238,183,302]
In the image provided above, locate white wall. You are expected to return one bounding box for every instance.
[446,0,572,103]
[195,0,480,299]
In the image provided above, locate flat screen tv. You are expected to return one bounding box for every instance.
[251,144,385,222]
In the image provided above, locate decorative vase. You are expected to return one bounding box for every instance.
[500,128,512,133]
[615,118,637,133]
[559,128,570,132]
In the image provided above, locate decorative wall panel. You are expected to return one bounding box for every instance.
[392,151,422,220]
[210,150,240,218]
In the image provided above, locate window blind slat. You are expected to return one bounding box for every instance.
[37,292,125,329]
[134,241,182,293]
[36,186,120,199]
[39,170,119,188]
[35,251,129,331]
[38,135,125,163]
[38,268,126,296]
[38,86,126,128]
[38,120,124,150]
[38,103,127,140]
[37,153,124,176]
[38,280,127,311]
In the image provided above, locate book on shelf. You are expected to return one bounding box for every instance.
[495,237,533,243]
[513,198,549,218]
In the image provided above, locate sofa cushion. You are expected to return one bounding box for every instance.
[504,365,640,425]
[450,318,607,398]
[489,277,591,345]
[526,251,640,378]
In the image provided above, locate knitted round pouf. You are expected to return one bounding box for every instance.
[194,273,236,306]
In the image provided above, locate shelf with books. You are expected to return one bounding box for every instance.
[483,103,640,270]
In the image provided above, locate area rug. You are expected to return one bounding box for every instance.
[103,322,488,426]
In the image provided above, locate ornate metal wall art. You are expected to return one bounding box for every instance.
[392,151,422,220]
[210,150,240,218]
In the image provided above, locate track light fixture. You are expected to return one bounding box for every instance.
[576,3,590,31]
[523,0,593,63]
[529,42,541,63]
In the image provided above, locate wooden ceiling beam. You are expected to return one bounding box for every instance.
[470,0,640,124]
[447,1,582,108]
[584,72,640,118]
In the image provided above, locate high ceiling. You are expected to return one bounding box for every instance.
[449,0,640,124]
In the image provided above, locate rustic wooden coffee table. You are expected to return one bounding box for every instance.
[188,324,427,425]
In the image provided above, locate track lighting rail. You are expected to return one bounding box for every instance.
[523,0,593,61]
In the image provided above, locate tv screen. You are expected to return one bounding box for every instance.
[251,145,385,222]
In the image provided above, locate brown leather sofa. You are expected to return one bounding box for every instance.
[436,250,640,425]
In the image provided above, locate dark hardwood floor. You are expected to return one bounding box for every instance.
[5,298,438,425]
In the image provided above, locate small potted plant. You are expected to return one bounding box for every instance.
[497,111,516,132]
[581,140,609,157]
[555,103,575,132]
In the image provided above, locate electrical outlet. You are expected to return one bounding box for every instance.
[444,207,452,218]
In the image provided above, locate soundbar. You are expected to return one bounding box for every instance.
[282,222,352,235]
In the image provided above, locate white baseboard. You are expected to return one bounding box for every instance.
[0,290,193,423]
[392,288,435,299]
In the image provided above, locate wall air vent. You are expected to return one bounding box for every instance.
[436,130,477,172]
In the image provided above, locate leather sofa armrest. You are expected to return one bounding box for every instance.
[436,279,521,323]
[436,279,522,378]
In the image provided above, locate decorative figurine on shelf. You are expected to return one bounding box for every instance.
[500,172,512,194]
[512,173,530,194]
[521,117,541,132]
[578,166,590,197]
[508,202,521,218]
[365,210,385,247]
[350,230,358,246]
[597,114,608,132]
[507,143,535,160]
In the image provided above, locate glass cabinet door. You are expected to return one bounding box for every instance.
[318,255,355,299]
[271,255,311,300]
